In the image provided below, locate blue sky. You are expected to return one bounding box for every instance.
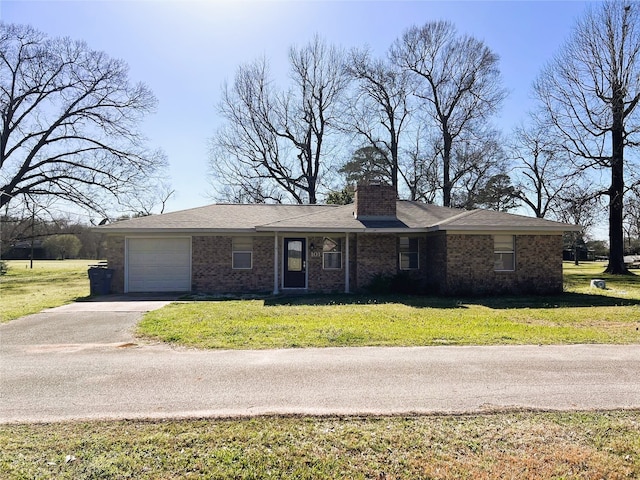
[1,0,592,215]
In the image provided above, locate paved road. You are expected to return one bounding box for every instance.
[1,300,639,423]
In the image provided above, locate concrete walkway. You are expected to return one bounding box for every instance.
[1,300,639,423]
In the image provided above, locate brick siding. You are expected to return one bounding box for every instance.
[354,184,396,219]
[442,234,563,295]
[306,235,354,293]
[192,236,274,294]
[354,233,398,290]
[105,235,125,293]
[105,231,564,296]
[425,232,447,293]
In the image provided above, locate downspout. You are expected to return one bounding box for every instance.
[273,233,279,295]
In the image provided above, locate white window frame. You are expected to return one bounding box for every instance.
[322,237,342,270]
[399,236,419,270]
[232,237,253,270]
[494,235,515,272]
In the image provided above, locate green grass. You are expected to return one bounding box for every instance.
[1,411,638,479]
[0,260,93,322]
[563,261,640,295]
[1,262,638,478]
[138,262,640,349]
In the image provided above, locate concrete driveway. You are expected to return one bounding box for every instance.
[1,299,639,423]
[0,297,173,347]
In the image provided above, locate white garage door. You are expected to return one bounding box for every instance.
[127,237,191,292]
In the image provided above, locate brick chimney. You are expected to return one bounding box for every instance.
[354,183,397,220]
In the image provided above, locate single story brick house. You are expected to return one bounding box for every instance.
[98,184,580,296]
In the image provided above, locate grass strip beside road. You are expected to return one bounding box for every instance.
[0,260,92,322]
[1,411,638,479]
[138,263,640,349]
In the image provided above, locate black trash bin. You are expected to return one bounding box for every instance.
[88,266,114,295]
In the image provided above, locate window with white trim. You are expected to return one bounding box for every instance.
[232,237,253,269]
[494,235,515,271]
[322,237,342,270]
[399,236,419,270]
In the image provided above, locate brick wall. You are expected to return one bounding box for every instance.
[354,184,396,219]
[514,234,564,294]
[105,235,125,294]
[192,236,274,294]
[106,231,563,296]
[425,232,447,293]
[307,236,341,293]
[355,233,398,290]
[443,234,563,295]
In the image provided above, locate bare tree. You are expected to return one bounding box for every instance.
[624,186,640,252]
[448,129,507,209]
[400,125,440,202]
[343,48,413,194]
[509,122,576,218]
[118,178,175,216]
[210,58,286,203]
[553,184,603,265]
[283,36,350,203]
[535,1,640,274]
[0,23,166,216]
[390,21,507,207]
[211,36,349,204]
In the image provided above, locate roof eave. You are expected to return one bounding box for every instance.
[428,224,581,233]
[255,226,430,233]
[95,227,258,235]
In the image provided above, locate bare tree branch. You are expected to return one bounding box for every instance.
[0,23,167,216]
[342,48,413,194]
[210,36,349,204]
[534,1,640,274]
[390,20,507,206]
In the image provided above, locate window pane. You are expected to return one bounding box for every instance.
[494,235,514,251]
[494,253,514,271]
[399,237,419,252]
[233,238,251,251]
[288,241,302,271]
[233,252,252,269]
[323,252,341,269]
[400,252,419,270]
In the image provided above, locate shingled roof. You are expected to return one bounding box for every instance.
[98,201,579,234]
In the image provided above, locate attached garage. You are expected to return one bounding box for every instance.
[126,237,191,292]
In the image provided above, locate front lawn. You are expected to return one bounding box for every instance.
[138,262,640,349]
[0,260,92,322]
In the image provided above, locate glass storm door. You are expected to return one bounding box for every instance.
[283,238,306,288]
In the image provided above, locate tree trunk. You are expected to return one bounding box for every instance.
[605,161,628,273]
[442,130,452,207]
[605,94,629,274]
[390,134,399,196]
